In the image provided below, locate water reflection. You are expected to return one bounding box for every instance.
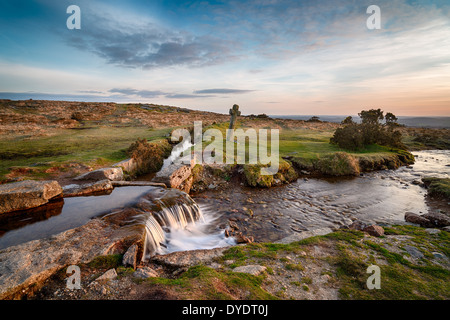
[0,186,156,249]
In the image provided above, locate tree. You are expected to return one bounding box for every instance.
[331,109,404,151]
[341,116,355,125]
[385,112,399,129]
[359,108,384,124]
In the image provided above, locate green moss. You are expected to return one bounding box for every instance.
[87,254,123,269]
[302,277,312,284]
[422,177,450,199]
[243,164,274,187]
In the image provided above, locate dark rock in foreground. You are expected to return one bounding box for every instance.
[405,211,449,228]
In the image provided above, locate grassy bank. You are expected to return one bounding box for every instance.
[0,126,172,182]
[198,123,415,186]
[146,225,450,300]
[0,108,417,184]
[35,225,450,300]
[422,177,450,200]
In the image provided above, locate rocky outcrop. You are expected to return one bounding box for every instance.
[405,212,434,228]
[153,163,193,191]
[363,225,384,237]
[0,216,143,299]
[113,158,138,175]
[405,211,449,228]
[74,167,124,181]
[0,180,62,214]
[122,244,138,269]
[422,212,450,228]
[288,150,415,177]
[243,159,298,188]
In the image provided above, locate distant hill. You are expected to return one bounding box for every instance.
[272,115,450,129]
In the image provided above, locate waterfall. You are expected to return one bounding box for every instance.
[161,138,194,170]
[139,189,235,261]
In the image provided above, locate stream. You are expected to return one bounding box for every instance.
[193,150,450,242]
[0,150,448,252]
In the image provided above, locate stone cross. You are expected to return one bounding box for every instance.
[227,104,241,140]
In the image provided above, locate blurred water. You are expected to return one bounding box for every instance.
[194,150,449,242]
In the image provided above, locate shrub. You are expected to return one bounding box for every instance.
[330,124,364,151]
[127,139,172,175]
[330,109,404,151]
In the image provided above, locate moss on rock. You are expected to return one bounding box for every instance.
[243,159,298,188]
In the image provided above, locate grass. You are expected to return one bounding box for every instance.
[216,225,449,300]
[329,226,450,300]
[0,114,416,182]
[200,123,414,179]
[145,264,277,300]
[0,126,172,181]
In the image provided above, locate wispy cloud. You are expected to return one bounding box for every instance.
[193,89,255,94]
[109,88,166,98]
[64,5,239,69]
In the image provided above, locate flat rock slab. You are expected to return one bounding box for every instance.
[0,180,62,214]
[111,181,167,188]
[74,167,124,181]
[63,179,113,197]
[233,265,266,276]
[151,247,228,268]
[275,228,334,244]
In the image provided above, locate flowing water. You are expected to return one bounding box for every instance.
[0,150,448,255]
[193,150,450,242]
[0,185,235,256]
[133,188,235,259]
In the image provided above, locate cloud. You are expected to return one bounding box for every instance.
[193,88,255,94]
[64,6,238,69]
[165,93,210,99]
[109,88,166,98]
[109,88,215,99]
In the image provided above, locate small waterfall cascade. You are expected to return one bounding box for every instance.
[140,189,234,261]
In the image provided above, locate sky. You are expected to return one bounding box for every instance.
[0,0,449,116]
